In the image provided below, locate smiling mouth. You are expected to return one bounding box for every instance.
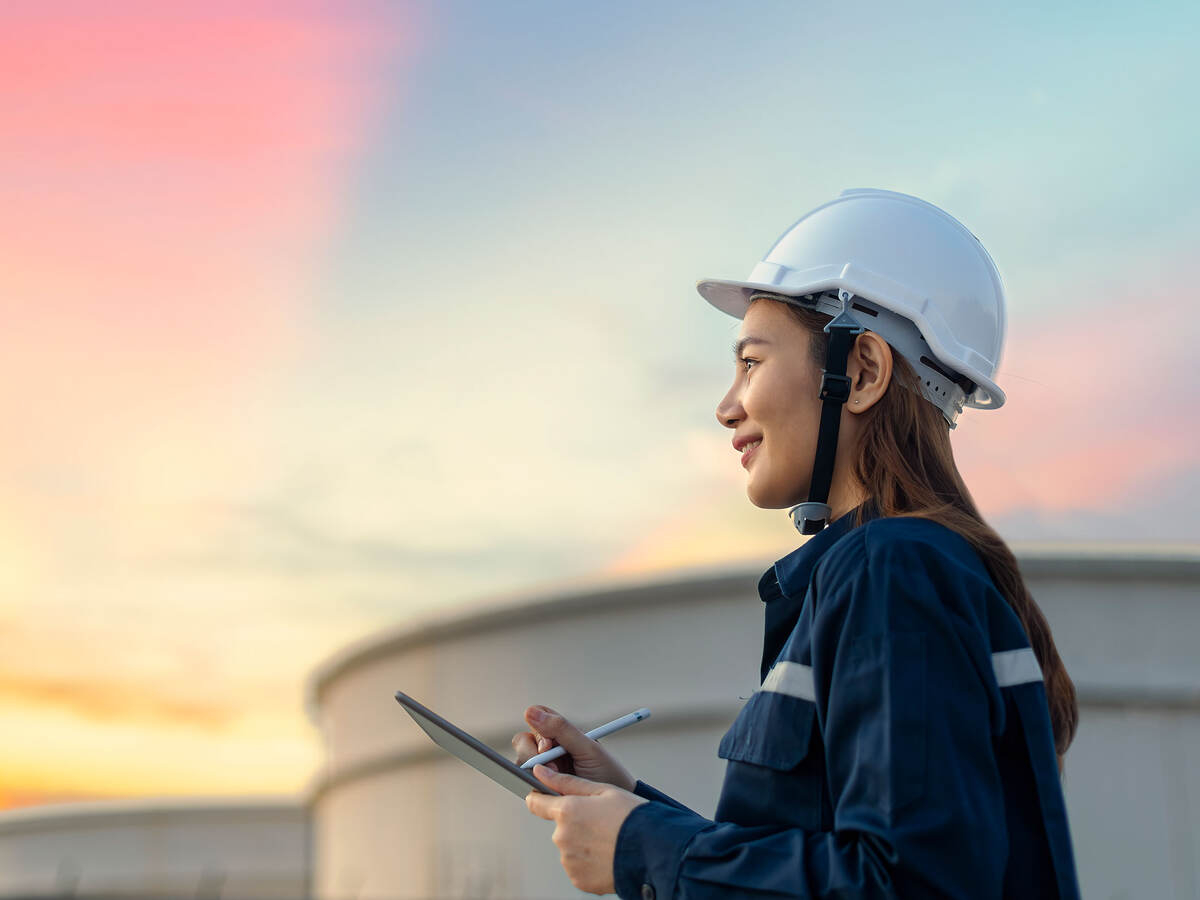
[741,439,761,467]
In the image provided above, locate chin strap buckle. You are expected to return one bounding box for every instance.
[818,372,852,403]
[789,501,833,535]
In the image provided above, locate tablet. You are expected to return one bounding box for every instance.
[394,692,561,798]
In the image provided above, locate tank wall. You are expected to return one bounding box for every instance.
[313,584,763,779]
[0,805,307,899]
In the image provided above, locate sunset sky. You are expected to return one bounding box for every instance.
[2,0,1197,809]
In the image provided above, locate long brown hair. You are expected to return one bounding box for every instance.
[776,299,1079,758]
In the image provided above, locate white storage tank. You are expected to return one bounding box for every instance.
[0,798,307,898]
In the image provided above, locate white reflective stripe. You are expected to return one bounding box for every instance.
[992,648,1043,687]
[761,651,1040,698]
[760,661,815,702]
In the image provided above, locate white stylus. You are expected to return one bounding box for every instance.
[520,707,652,769]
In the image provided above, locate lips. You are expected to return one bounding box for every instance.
[740,439,761,468]
[733,435,762,452]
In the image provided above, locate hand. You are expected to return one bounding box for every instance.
[511,706,638,791]
[526,765,647,895]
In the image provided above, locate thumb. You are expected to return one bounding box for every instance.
[533,764,604,796]
[526,706,595,756]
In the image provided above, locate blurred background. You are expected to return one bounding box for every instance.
[1,0,1197,897]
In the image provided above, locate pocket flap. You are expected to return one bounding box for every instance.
[718,690,817,770]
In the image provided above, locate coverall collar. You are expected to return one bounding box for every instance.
[777,507,864,597]
[757,503,876,681]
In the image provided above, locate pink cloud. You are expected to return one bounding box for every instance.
[0,5,418,485]
[0,4,428,606]
[954,268,1198,518]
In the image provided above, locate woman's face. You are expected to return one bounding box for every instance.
[715,298,824,509]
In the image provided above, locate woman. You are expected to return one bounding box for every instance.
[516,189,1081,899]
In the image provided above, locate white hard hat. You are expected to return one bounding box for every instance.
[698,188,1007,425]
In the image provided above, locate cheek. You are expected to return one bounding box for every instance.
[763,423,808,474]
[762,402,822,477]
[748,372,816,438]
[742,372,779,423]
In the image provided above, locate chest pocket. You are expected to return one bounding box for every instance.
[719,688,817,768]
[716,683,827,829]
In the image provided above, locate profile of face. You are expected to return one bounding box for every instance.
[715,299,825,509]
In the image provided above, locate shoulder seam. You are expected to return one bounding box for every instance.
[860,516,971,557]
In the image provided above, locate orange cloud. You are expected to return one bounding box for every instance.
[0,702,319,807]
[0,670,237,730]
[0,786,111,812]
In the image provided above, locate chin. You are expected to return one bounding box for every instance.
[744,475,811,511]
[745,482,804,511]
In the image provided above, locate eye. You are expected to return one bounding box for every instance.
[737,356,759,372]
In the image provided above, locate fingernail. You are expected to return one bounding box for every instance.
[529,707,546,722]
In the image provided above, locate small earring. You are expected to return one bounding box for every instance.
[854,399,860,404]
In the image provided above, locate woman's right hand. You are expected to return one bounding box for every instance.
[511,705,637,792]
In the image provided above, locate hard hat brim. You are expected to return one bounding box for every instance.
[696,276,1006,410]
[696,277,832,320]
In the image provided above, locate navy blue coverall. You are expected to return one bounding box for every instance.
[613,510,1081,899]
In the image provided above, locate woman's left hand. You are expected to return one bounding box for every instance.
[525,764,648,895]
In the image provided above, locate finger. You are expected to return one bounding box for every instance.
[512,731,538,763]
[525,706,596,758]
[533,764,605,796]
[523,708,554,748]
[525,789,560,821]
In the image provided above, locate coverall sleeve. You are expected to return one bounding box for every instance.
[612,530,1008,899]
[633,781,698,814]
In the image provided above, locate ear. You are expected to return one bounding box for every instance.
[846,331,893,413]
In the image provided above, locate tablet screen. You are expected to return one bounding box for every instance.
[394,692,561,798]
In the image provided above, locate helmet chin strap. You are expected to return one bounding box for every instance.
[788,290,865,535]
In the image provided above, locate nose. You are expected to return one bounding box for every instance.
[716,381,743,429]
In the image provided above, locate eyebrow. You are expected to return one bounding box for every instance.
[732,336,771,357]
